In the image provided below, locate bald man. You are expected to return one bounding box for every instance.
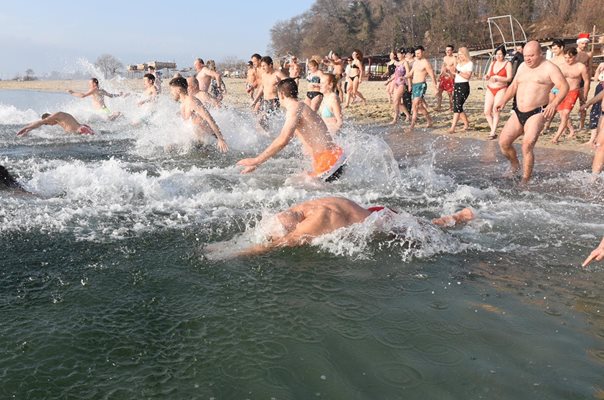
[496,41,569,184]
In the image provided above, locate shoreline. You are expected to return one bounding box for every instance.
[0,78,599,156]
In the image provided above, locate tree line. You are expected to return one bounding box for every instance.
[269,0,603,58]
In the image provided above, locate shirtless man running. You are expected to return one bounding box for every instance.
[238,78,347,182]
[286,56,302,85]
[67,78,122,120]
[496,41,569,184]
[231,196,474,256]
[17,112,95,136]
[436,45,456,111]
[550,47,590,144]
[251,56,288,131]
[408,46,437,131]
[169,77,228,152]
[138,73,158,106]
[325,52,345,102]
[193,58,222,108]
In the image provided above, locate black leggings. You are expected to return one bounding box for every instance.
[453,82,470,113]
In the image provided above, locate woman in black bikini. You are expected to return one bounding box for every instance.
[345,49,367,108]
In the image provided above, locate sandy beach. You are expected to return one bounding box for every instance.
[0,77,600,154]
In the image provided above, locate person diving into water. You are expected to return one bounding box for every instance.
[209,196,475,257]
[17,112,95,136]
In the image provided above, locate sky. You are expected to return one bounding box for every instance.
[0,0,315,79]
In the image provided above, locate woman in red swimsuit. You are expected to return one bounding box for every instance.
[483,45,512,139]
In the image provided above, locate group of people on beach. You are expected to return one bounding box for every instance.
[8,38,604,264]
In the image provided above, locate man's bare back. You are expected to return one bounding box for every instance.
[17,112,94,136]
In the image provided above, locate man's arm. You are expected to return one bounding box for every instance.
[17,116,53,136]
[237,107,299,173]
[544,63,570,119]
[426,62,437,89]
[583,236,604,267]
[237,214,319,256]
[580,65,591,101]
[582,87,604,110]
[191,100,229,152]
[67,88,95,98]
[495,76,519,112]
[251,85,264,107]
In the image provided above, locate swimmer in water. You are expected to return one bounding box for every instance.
[67,78,123,120]
[583,236,604,267]
[232,196,474,256]
[17,112,95,136]
[237,78,347,182]
[169,76,229,152]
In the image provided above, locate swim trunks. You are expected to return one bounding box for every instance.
[77,124,95,135]
[367,206,398,214]
[311,146,346,182]
[306,91,323,100]
[557,88,580,111]
[513,104,547,126]
[438,75,454,93]
[412,82,427,99]
[261,98,280,114]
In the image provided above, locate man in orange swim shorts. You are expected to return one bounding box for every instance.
[237,78,347,182]
[551,47,590,144]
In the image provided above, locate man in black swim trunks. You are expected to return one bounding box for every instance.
[495,41,569,184]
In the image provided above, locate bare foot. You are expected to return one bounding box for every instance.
[447,127,455,134]
[461,125,469,131]
[488,134,497,140]
[388,119,398,126]
[550,138,559,144]
[503,164,520,179]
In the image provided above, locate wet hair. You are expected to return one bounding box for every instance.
[494,45,506,56]
[277,78,298,99]
[415,46,425,52]
[195,58,204,65]
[143,73,155,83]
[251,53,262,61]
[41,113,51,119]
[260,56,273,66]
[169,76,188,91]
[564,47,578,56]
[91,78,99,86]
[308,59,319,68]
[552,39,565,49]
[446,45,454,50]
[0,165,21,190]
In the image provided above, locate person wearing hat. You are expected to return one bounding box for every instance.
[576,33,593,130]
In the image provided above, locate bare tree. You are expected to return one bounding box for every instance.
[94,54,123,78]
[24,69,36,81]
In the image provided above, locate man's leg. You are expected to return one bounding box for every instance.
[520,114,545,184]
[498,113,524,176]
[410,97,421,130]
[592,121,604,175]
[551,110,570,143]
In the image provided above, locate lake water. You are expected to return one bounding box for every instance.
[1,89,603,398]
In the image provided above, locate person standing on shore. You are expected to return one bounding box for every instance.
[435,45,456,112]
[576,33,593,130]
[586,54,604,146]
[448,47,473,133]
[305,60,324,112]
[408,46,437,132]
[483,45,512,140]
[285,56,301,86]
[542,40,566,133]
[580,87,604,175]
[344,49,367,108]
[388,48,411,125]
[384,51,397,104]
[550,47,590,144]
[496,41,568,184]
